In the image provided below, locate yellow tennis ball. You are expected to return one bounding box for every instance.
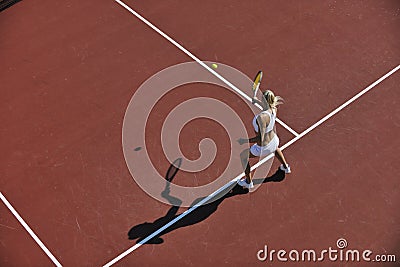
[211,63,218,69]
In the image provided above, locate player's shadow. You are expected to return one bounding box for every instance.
[128,161,285,244]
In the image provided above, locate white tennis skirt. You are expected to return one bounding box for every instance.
[250,134,279,157]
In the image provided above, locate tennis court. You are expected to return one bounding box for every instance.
[1,0,399,266]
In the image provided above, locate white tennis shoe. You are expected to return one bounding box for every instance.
[237,178,254,189]
[280,164,291,174]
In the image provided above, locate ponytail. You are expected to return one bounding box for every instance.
[262,90,283,108]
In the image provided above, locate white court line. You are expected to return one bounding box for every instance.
[114,0,300,137]
[103,64,399,267]
[0,192,63,267]
[280,64,400,150]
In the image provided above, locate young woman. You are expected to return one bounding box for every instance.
[238,90,291,189]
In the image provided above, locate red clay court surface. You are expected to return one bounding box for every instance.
[1,1,399,266]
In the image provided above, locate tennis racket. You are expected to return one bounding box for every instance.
[165,158,182,182]
[252,70,263,98]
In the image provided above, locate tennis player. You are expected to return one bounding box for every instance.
[238,90,291,189]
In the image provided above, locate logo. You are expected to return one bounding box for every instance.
[257,238,396,263]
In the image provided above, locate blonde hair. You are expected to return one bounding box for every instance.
[262,90,284,108]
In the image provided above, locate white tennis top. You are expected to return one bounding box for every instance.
[252,110,276,133]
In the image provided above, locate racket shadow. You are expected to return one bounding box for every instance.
[127,165,286,244]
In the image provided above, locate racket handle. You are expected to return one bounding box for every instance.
[253,84,260,98]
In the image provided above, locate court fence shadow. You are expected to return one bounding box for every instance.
[128,164,286,244]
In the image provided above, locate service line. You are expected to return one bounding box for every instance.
[114,0,300,137]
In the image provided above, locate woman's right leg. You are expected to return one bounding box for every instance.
[274,148,287,165]
[275,148,291,173]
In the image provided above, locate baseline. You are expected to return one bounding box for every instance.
[0,192,63,267]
